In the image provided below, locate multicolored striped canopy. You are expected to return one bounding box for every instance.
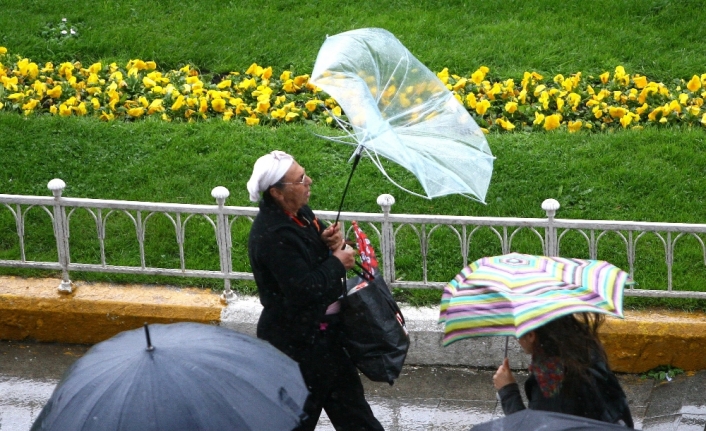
[438,253,630,346]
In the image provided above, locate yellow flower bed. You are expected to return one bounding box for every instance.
[1,47,705,132]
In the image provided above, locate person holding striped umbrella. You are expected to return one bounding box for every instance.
[492,313,634,428]
[438,252,634,427]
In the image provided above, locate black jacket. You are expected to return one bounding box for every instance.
[248,197,346,359]
[498,360,634,428]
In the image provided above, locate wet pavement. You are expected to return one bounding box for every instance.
[1,340,704,430]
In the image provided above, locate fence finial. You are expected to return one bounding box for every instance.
[541,198,560,218]
[211,186,230,207]
[47,178,66,198]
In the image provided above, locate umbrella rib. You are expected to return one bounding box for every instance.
[364,147,430,199]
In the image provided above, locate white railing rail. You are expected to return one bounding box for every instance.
[1,180,705,302]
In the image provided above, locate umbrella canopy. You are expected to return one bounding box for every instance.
[439,253,630,346]
[471,409,629,430]
[31,322,308,431]
[310,27,494,202]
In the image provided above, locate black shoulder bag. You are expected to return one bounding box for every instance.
[340,267,410,385]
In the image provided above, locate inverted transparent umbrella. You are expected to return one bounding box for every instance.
[31,322,308,431]
[310,28,494,223]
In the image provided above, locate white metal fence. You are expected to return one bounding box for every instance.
[1,179,705,302]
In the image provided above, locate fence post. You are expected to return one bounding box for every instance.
[212,186,235,303]
[377,194,395,285]
[542,198,560,257]
[47,179,72,293]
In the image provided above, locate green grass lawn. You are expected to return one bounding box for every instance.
[1,0,706,311]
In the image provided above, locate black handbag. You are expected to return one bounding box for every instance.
[341,272,410,385]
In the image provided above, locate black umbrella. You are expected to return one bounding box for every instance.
[471,409,629,431]
[31,322,308,431]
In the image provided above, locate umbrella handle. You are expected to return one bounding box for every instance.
[333,150,363,232]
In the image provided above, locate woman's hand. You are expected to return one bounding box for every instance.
[493,357,516,390]
[321,222,344,250]
[332,246,356,270]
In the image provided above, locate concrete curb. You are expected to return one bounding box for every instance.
[1,276,705,373]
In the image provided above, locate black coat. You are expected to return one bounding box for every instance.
[498,359,634,428]
[248,197,346,359]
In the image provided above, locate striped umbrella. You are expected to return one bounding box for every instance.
[438,252,630,346]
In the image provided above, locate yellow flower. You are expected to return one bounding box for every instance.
[128,107,145,117]
[465,93,477,109]
[75,102,87,116]
[88,62,102,74]
[636,103,650,115]
[245,115,260,126]
[246,63,263,76]
[270,108,286,120]
[294,75,310,87]
[556,98,565,111]
[504,101,518,114]
[143,77,157,88]
[280,70,292,81]
[211,98,226,113]
[59,104,72,117]
[567,93,581,110]
[633,75,647,89]
[138,96,149,108]
[171,95,185,111]
[475,99,490,115]
[148,99,164,114]
[332,106,342,117]
[198,97,208,113]
[49,105,57,115]
[608,107,627,118]
[543,114,562,131]
[568,120,582,133]
[256,100,270,113]
[217,79,232,89]
[533,112,545,125]
[100,111,114,121]
[238,78,257,90]
[436,68,449,84]
[620,112,636,128]
[282,79,299,93]
[285,112,299,122]
[648,107,662,122]
[669,100,682,113]
[223,110,234,121]
[91,98,100,110]
[702,113,706,126]
[22,99,39,111]
[262,67,273,80]
[0,46,6,55]
[2,76,18,91]
[599,72,610,84]
[305,99,321,112]
[687,75,701,92]
[496,117,515,131]
[471,68,486,85]
[687,105,700,116]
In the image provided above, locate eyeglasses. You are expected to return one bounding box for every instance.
[279,173,311,186]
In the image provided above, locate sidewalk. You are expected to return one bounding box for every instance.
[1,276,706,373]
[1,340,704,431]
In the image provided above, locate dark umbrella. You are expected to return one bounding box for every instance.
[31,322,308,431]
[471,409,629,430]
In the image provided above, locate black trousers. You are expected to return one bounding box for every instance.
[293,321,384,431]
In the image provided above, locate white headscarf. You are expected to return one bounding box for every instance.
[246,150,294,202]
